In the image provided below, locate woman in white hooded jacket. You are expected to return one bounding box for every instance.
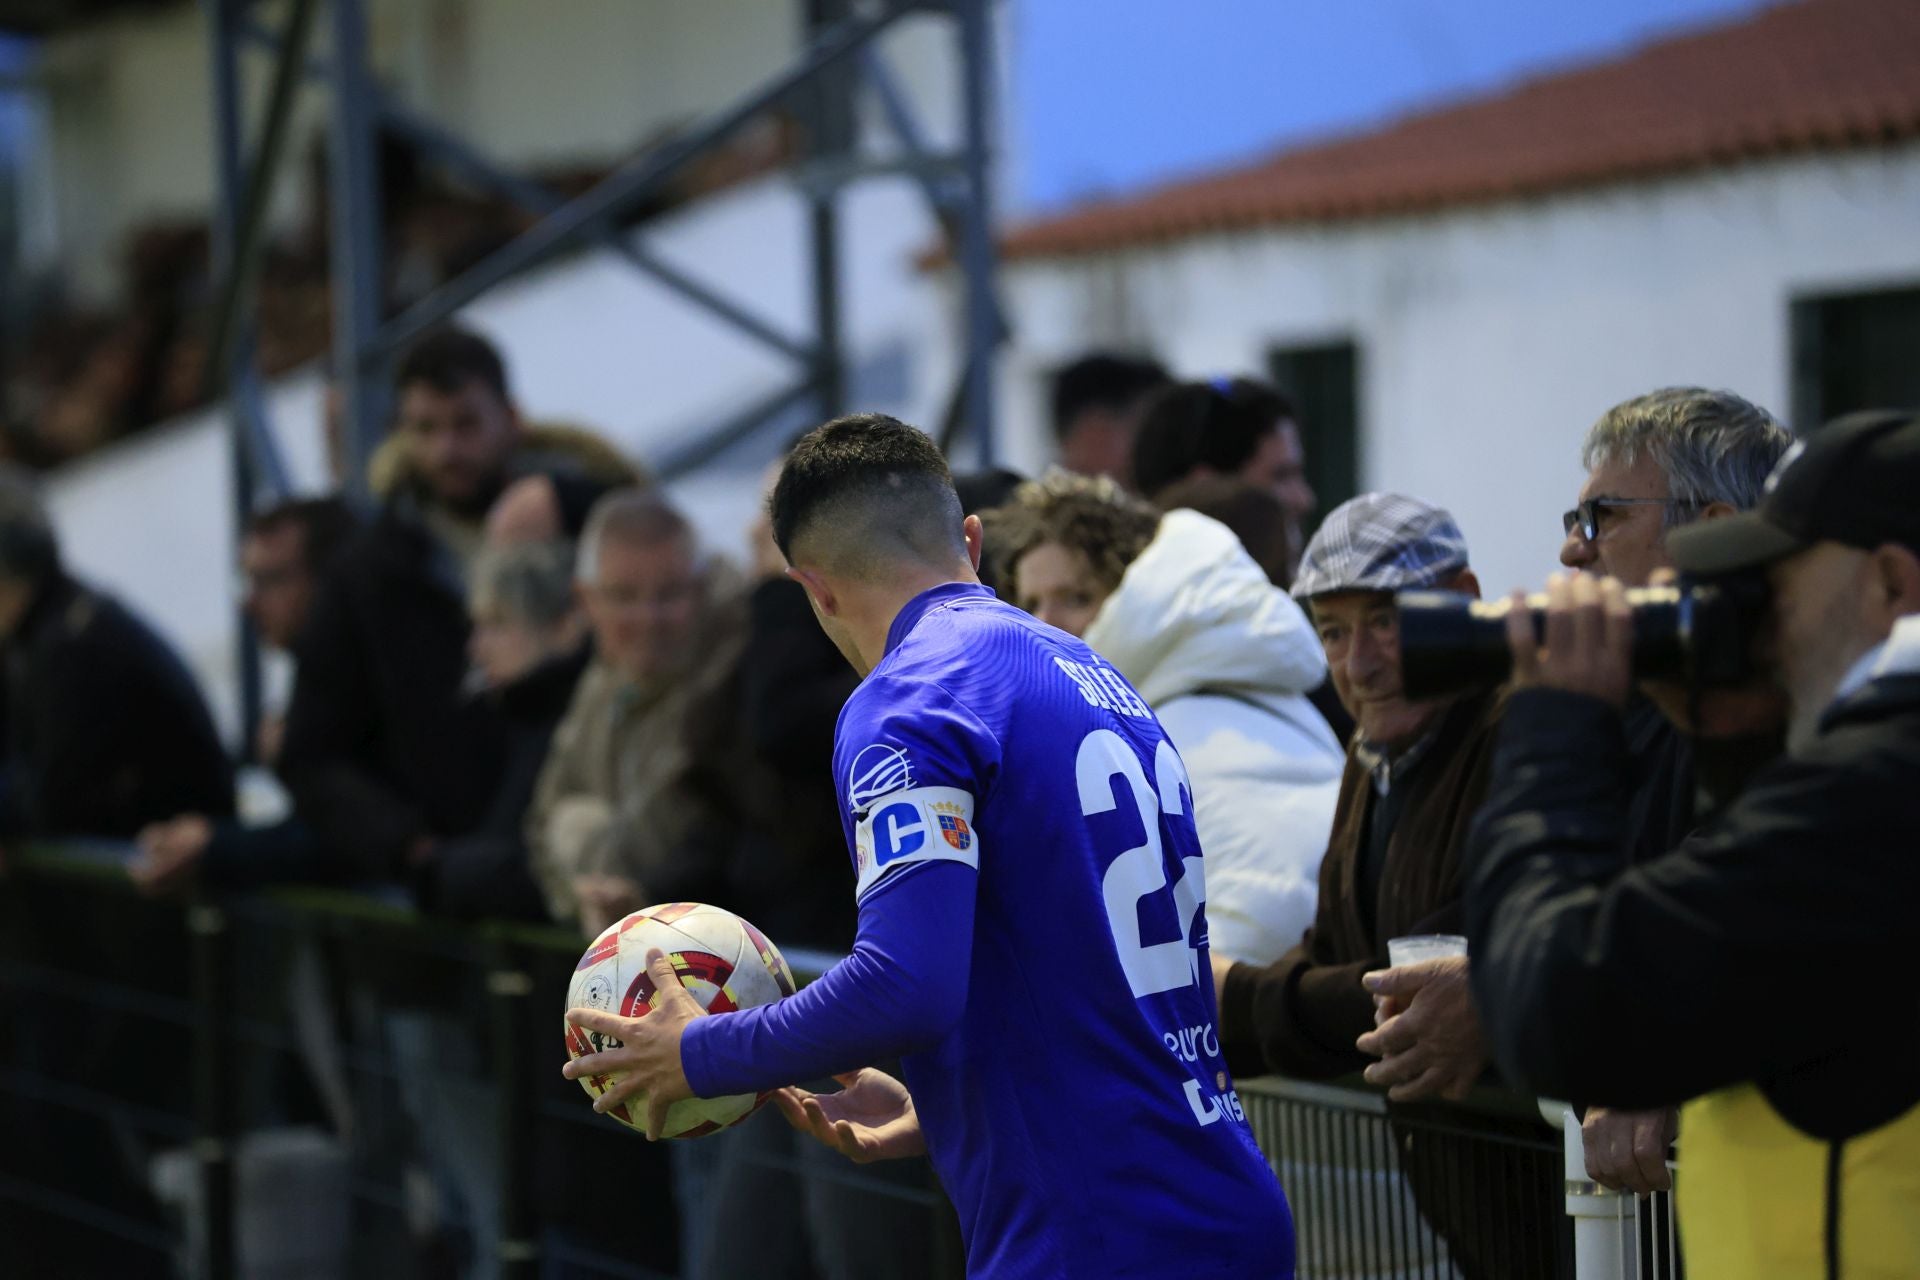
[999,472,1345,963]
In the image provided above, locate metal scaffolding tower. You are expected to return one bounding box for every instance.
[204,0,1004,501]
[194,6,1002,1271]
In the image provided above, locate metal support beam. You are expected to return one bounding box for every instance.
[204,0,273,764]
[221,0,1003,490]
[202,0,319,404]
[804,0,854,422]
[652,378,823,482]
[325,0,388,493]
[861,48,964,213]
[375,6,906,358]
[375,96,816,366]
[235,15,819,369]
[954,0,1000,467]
[861,44,1009,345]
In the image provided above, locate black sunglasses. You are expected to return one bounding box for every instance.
[1561,498,1686,542]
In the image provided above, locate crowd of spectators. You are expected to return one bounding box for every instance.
[4,327,1915,1278]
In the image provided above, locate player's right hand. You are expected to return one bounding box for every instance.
[774,1068,926,1164]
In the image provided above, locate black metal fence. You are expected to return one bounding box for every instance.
[2,845,1676,1280]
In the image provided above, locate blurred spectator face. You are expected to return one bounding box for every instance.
[468,598,571,688]
[486,475,565,547]
[581,534,705,683]
[1242,419,1316,529]
[1012,541,1110,637]
[1558,453,1670,587]
[1310,590,1436,751]
[1060,405,1144,486]
[240,524,314,652]
[1765,541,1902,747]
[396,377,520,513]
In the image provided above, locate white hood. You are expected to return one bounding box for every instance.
[1084,509,1327,708]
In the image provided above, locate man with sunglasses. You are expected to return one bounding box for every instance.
[1551,387,1790,1197]
[1470,410,1920,1277]
[1559,387,1789,589]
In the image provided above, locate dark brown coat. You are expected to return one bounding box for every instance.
[1219,687,1506,1079]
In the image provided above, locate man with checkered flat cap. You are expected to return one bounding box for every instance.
[1214,494,1559,1278]
[1466,410,1920,1278]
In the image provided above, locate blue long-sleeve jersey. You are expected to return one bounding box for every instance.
[683,582,1293,1279]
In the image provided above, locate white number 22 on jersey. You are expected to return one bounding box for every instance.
[1074,729,1206,999]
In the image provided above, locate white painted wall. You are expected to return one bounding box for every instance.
[985,144,1920,598]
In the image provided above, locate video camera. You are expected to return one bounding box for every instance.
[1395,572,1770,701]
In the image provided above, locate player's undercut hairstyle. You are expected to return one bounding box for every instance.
[1582,387,1791,526]
[576,488,695,584]
[999,470,1161,598]
[1131,377,1295,501]
[770,414,966,575]
[394,325,511,403]
[1048,352,1171,440]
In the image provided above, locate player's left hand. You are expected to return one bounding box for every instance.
[1355,957,1488,1101]
[1506,572,1634,708]
[561,948,704,1140]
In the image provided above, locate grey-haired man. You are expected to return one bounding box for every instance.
[1560,387,1791,589]
[1555,387,1792,1195]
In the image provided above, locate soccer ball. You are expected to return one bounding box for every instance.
[564,902,797,1138]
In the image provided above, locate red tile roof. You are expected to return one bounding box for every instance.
[998,0,1920,262]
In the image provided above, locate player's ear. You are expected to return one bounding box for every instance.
[786,564,839,617]
[962,513,984,574]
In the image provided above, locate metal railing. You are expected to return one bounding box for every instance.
[2,845,1678,1280]
[1239,1076,1680,1279]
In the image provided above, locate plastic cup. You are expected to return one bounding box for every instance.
[1386,934,1468,968]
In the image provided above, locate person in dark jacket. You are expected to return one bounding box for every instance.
[277,326,636,885]
[1467,410,1920,1279]
[131,497,358,893]
[424,539,587,921]
[1548,386,1792,1192]
[0,467,232,840]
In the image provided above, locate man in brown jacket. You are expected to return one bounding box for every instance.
[1214,493,1497,1088]
[1212,494,1555,1277]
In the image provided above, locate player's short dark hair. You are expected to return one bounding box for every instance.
[246,497,359,579]
[394,326,510,403]
[1131,377,1294,501]
[770,413,965,573]
[1049,353,1171,440]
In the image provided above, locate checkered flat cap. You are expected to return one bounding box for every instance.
[1291,493,1470,599]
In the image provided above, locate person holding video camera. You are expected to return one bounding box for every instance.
[1553,386,1792,1195]
[1465,410,1920,1278]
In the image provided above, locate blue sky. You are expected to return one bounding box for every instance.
[1009,0,1777,215]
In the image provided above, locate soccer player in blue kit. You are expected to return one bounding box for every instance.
[563,414,1294,1278]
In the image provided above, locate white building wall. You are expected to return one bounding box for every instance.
[990,143,1920,597]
